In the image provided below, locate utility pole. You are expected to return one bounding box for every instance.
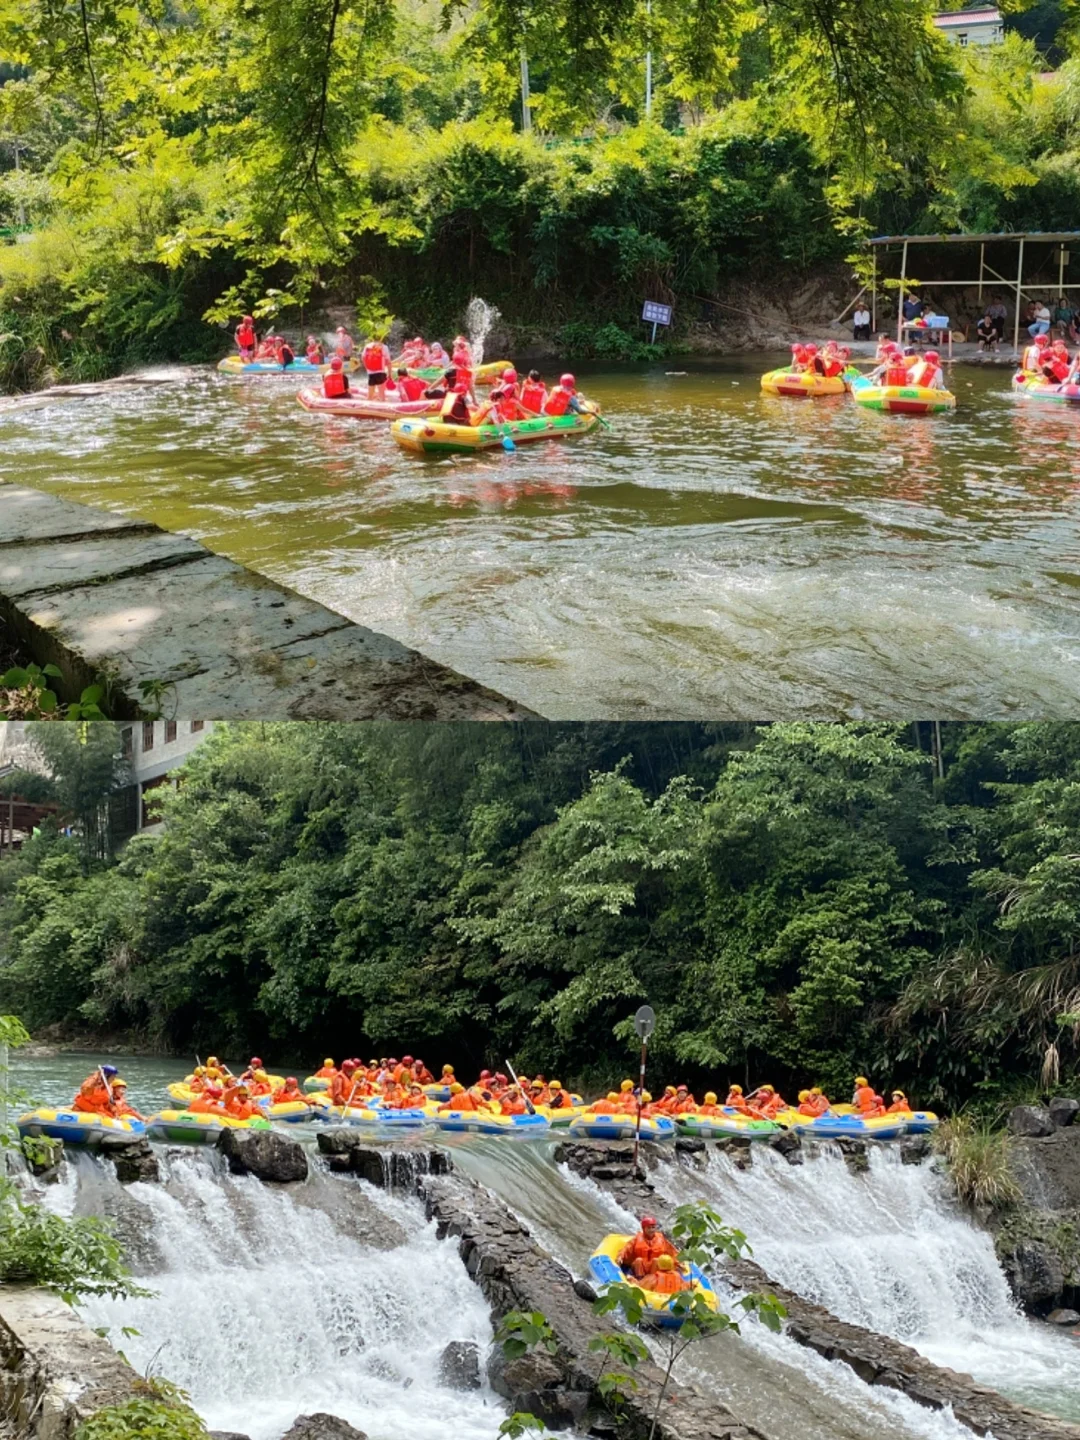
[520,48,532,133]
[644,0,653,118]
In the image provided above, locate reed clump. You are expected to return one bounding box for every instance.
[934,1115,1021,1210]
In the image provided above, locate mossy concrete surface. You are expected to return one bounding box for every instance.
[0,482,538,720]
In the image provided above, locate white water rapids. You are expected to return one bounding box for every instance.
[66,1151,499,1440]
[649,1142,1080,1422]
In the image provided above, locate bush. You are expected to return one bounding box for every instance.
[77,1381,208,1440]
[934,1116,1021,1210]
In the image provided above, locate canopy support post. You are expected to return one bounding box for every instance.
[871,250,877,333]
[978,243,985,304]
[897,241,908,343]
[1013,236,1025,357]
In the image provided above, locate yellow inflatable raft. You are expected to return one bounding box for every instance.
[391,410,598,455]
[760,368,847,399]
[17,1108,146,1147]
[145,1110,271,1143]
[587,1235,718,1329]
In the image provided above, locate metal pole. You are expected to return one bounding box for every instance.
[645,0,652,118]
[897,240,908,344]
[1060,245,1066,310]
[631,1036,648,1174]
[651,321,657,344]
[520,47,531,133]
[7,793,12,857]
[978,242,984,305]
[1013,236,1025,358]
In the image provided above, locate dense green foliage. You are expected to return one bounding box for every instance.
[3,722,1080,1109]
[76,1382,209,1440]
[0,0,1074,384]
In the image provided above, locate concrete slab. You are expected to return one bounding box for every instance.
[0,481,537,720]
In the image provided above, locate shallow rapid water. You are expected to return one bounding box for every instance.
[3,358,1079,717]
[650,1143,1080,1421]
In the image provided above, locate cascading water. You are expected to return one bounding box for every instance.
[464,298,501,368]
[650,1143,1080,1422]
[454,1142,982,1440]
[71,1150,501,1440]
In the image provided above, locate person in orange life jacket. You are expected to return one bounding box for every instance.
[618,1217,678,1279]
[1021,333,1050,372]
[653,1086,680,1115]
[724,1084,750,1112]
[852,1076,886,1117]
[410,1058,435,1085]
[306,336,325,364]
[887,1090,912,1114]
[806,1086,830,1116]
[796,1089,819,1116]
[239,1056,264,1083]
[671,1085,697,1114]
[543,373,587,417]
[821,341,844,378]
[362,338,393,400]
[235,315,257,358]
[474,373,529,426]
[276,1077,315,1107]
[107,1079,144,1121]
[915,350,947,389]
[804,342,825,376]
[314,1059,338,1080]
[747,1083,785,1119]
[429,371,472,425]
[499,1085,529,1115]
[323,355,350,399]
[787,343,807,373]
[395,368,428,402]
[72,1066,118,1114]
[638,1253,688,1294]
[696,1091,723,1116]
[189,1084,226,1114]
[256,333,276,360]
[225,1085,262,1121]
[335,326,355,360]
[520,370,547,413]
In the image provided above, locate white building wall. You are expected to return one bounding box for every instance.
[120,720,215,831]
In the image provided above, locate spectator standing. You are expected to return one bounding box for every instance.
[986,297,1007,341]
[852,302,871,341]
[902,292,924,323]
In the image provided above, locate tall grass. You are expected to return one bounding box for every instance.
[934,1115,1021,1210]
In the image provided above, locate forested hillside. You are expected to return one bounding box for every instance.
[0,0,1078,383]
[2,721,1078,1108]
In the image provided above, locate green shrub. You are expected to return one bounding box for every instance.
[934,1116,1021,1210]
[77,1381,208,1440]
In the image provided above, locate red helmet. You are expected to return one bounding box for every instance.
[641,1215,658,1230]
[502,368,517,382]
[805,343,818,355]
[1036,333,1051,347]
[793,345,808,360]
[250,1057,263,1068]
[480,1069,492,1080]
[342,1059,358,1072]
[924,350,940,364]
[560,373,576,389]
[286,1077,297,1086]
[330,355,343,370]
[790,343,800,352]
[242,315,253,324]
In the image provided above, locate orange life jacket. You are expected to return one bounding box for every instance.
[521,381,545,413]
[619,1232,678,1271]
[646,1269,687,1294]
[544,387,571,416]
[885,363,909,387]
[362,342,387,373]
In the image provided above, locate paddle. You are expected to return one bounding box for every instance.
[579,400,611,430]
[503,1059,535,1115]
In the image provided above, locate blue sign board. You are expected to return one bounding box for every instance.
[642,300,672,326]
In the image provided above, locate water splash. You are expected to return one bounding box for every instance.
[464,298,501,369]
[79,1151,500,1440]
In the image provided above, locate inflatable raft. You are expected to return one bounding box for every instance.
[781,1110,909,1140]
[760,368,847,399]
[675,1110,781,1140]
[849,374,955,415]
[145,1110,272,1144]
[303,1075,332,1093]
[431,1110,549,1136]
[1011,372,1080,404]
[16,1108,146,1147]
[296,388,439,419]
[588,1235,718,1329]
[263,1100,316,1124]
[567,1113,676,1143]
[404,360,511,385]
[391,410,599,455]
[313,1104,433,1129]
[217,356,357,376]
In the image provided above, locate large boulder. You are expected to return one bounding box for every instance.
[900,1136,931,1166]
[438,1340,481,1391]
[1007,1105,1055,1139]
[218,1129,308,1183]
[1047,1308,1080,1326]
[280,1417,366,1440]
[487,1346,564,1402]
[1049,1098,1079,1129]
[1000,1240,1064,1310]
[107,1139,160,1185]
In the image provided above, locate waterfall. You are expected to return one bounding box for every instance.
[650,1143,1080,1422]
[464,299,501,369]
[74,1151,500,1440]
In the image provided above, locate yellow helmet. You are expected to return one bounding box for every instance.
[810,1087,822,1097]
[194,1066,206,1077]
[550,1081,562,1090]
[450,1082,464,1093]
[656,1254,674,1271]
[207,1056,220,1068]
[798,1089,810,1102]
[665,1086,677,1096]
[442,1064,455,1075]
[255,1069,269,1081]
[704,1091,717,1105]
[641,1090,652,1103]
[729,1084,743,1095]
[607,1092,619,1102]
[620,1079,634,1092]
[761,1084,774,1094]
[324,1058,334,1068]
[855,1076,868,1087]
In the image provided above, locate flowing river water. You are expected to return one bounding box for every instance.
[15,1055,1080,1438]
[3,359,1080,718]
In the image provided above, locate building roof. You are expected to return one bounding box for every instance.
[868,231,1080,246]
[932,7,1001,23]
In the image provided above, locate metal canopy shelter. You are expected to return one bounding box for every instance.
[866,231,1080,353]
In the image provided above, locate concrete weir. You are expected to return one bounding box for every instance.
[0,481,536,719]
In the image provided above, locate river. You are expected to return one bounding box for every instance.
[14,1054,1080,1435]
[3,359,1078,718]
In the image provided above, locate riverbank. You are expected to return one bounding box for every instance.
[0,480,537,720]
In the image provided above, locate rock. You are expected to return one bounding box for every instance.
[590,1164,633,1181]
[573,1278,598,1303]
[674,1137,705,1154]
[313,1136,450,1189]
[107,1139,160,1185]
[1007,1105,1055,1139]
[1000,1240,1064,1309]
[1047,1308,1080,1326]
[280,1417,367,1440]
[21,1136,64,1179]
[438,1340,481,1391]
[769,1130,801,1162]
[211,1431,252,1440]
[900,1137,931,1165]
[218,1129,308,1183]
[488,1348,564,1403]
[1049,1098,1079,1128]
